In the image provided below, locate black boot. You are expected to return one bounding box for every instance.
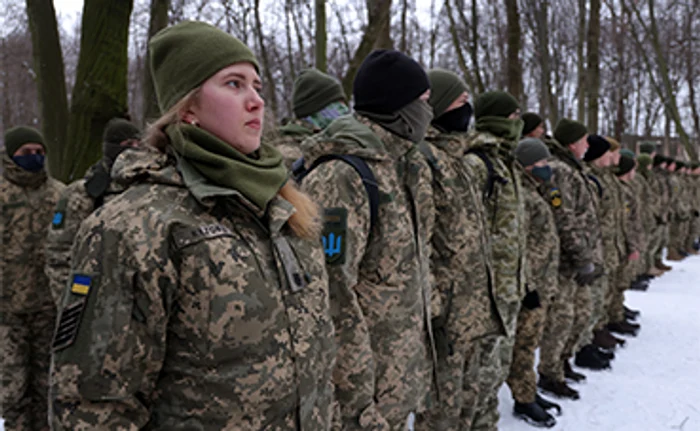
[538,375,580,400]
[575,345,611,370]
[624,306,641,321]
[594,345,615,361]
[563,360,586,382]
[608,320,640,336]
[513,401,557,428]
[629,280,649,291]
[536,394,562,416]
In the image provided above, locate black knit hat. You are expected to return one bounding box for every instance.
[554,118,588,146]
[617,154,636,176]
[583,134,611,162]
[473,91,520,119]
[653,154,666,167]
[293,68,346,118]
[4,126,45,157]
[521,112,544,136]
[353,50,429,115]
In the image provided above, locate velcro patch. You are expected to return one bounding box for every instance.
[172,223,234,249]
[52,198,67,229]
[70,274,92,296]
[550,188,562,208]
[322,208,347,265]
[52,299,87,351]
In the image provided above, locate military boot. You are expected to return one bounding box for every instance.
[536,394,562,416]
[624,305,641,320]
[607,320,640,336]
[575,345,611,370]
[655,258,672,271]
[563,360,586,382]
[629,279,649,291]
[513,401,556,428]
[647,266,664,277]
[666,248,685,261]
[593,345,615,361]
[538,375,580,400]
[593,328,619,350]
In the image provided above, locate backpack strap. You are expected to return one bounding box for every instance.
[465,149,508,199]
[295,154,379,233]
[587,173,604,198]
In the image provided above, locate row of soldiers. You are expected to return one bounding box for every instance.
[1,20,699,431]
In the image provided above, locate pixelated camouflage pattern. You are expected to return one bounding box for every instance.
[1,153,64,430]
[537,274,577,381]
[269,119,318,170]
[45,160,127,306]
[300,114,435,430]
[470,334,515,431]
[50,146,336,430]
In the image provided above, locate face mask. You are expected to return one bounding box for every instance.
[397,98,434,143]
[12,154,45,172]
[432,102,473,133]
[531,165,552,182]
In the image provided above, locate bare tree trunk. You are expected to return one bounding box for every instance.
[65,0,134,182]
[341,0,392,98]
[334,4,353,64]
[373,0,394,49]
[504,0,523,103]
[285,2,297,80]
[467,0,485,93]
[25,0,70,178]
[684,2,700,144]
[576,0,587,122]
[291,4,306,67]
[444,0,476,90]
[586,0,601,131]
[142,0,169,125]
[315,0,327,71]
[399,0,408,52]
[253,0,279,121]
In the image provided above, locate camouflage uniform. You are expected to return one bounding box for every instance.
[629,173,652,274]
[506,173,559,404]
[300,114,435,430]
[637,168,661,271]
[690,175,700,247]
[1,154,64,431]
[269,120,318,169]
[667,172,687,254]
[50,147,336,430]
[648,168,670,266]
[652,169,672,263]
[414,129,498,431]
[45,160,127,305]
[462,128,527,431]
[537,139,596,383]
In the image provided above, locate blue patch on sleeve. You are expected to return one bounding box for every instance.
[52,211,64,227]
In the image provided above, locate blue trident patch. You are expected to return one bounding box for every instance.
[322,207,348,265]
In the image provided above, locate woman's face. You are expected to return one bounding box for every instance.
[187,63,264,154]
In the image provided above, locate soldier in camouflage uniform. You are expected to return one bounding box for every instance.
[461,91,527,431]
[507,137,560,428]
[537,119,599,400]
[688,163,700,252]
[45,118,140,306]
[50,21,336,430]
[635,153,664,277]
[271,68,348,169]
[649,155,673,271]
[1,126,65,431]
[414,69,498,431]
[300,50,436,430]
[666,160,688,261]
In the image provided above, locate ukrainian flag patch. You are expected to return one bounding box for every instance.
[71,274,92,296]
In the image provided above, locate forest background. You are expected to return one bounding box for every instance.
[1,0,698,182]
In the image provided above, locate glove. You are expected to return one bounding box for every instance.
[522,287,541,310]
[693,210,699,218]
[431,317,453,359]
[574,262,596,286]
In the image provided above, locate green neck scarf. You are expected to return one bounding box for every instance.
[475,116,524,143]
[168,124,288,210]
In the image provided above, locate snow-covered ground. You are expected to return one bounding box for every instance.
[498,254,700,431]
[2,256,698,431]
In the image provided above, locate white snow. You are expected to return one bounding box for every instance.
[498,254,700,431]
[2,257,698,431]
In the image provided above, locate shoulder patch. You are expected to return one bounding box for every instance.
[52,198,68,229]
[70,273,93,295]
[550,187,562,208]
[322,207,347,265]
[53,273,95,352]
[172,224,234,249]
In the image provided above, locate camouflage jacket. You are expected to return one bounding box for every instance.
[667,173,688,221]
[1,154,64,313]
[639,169,662,224]
[521,173,560,301]
[423,128,501,352]
[269,119,318,170]
[300,114,435,429]
[45,159,127,306]
[582,166,606,268]
[589,165,626,267]
[651,169,671,223]
[630,174,653,244]
[620,180,643,253]
[543,138,596,277]
[463,130,527,337]
[50,147,336,430]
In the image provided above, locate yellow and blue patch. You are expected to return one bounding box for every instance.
[70,274,92,296]
[550,187,563,208]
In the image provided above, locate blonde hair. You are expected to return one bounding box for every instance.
[142,89,320,240]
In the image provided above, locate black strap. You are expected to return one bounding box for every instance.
[587,173,604,198]
[465,149,508,199]
[294,155,379,233]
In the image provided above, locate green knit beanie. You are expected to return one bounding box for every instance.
[521,112,544,136]
[149,21,260,113]
[292,68,345,118]
[427,68,468,118]
[639,141,657,154]
[103,118,140,145]
[617,154,636,176]
[620,148,636,159]
[637,153,652,170]
[4,126,45,157]
[514,137,551,167]
[554,118,587,146]
[474,91,520,119]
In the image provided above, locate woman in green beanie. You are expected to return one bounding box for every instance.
[50,21,335,430]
